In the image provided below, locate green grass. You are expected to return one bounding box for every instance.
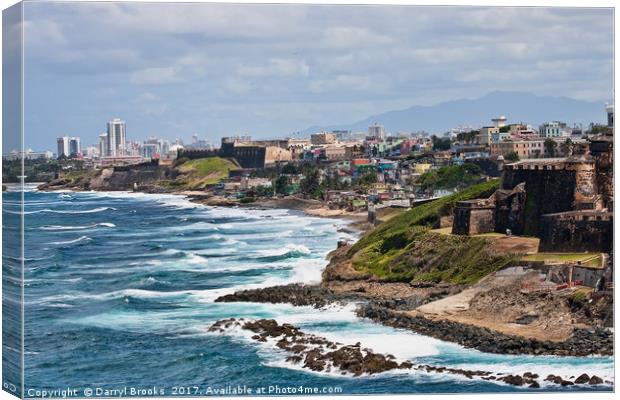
[350,179,499,254]
[521,253,597,262]
[175,157,238,188]
[347,180,516,285]
[351,227,516,284]
[521,253,602,267]
[178,157,237,179]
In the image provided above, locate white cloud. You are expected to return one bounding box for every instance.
[237,58,310,78]
[130,67,182,85]
[21,2,613,144]
[135,92,160,103]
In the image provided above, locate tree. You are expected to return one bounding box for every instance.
[358,171,378,188]
[418,163,483,191]
[300,167,322,199]
[274,175,289,195]
[560,138,573,156]
[255,185,274,198]
[281,163,297,175]
[431,135,451,150]
[544,138,557,157]
[504,152,520,162]
[456,130,478,144]
[499,125,510,133]
[588,124,611,136]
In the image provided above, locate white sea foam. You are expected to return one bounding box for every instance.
[256,244,311,258]
[49,235,92,246]
[9,206,116,215]
[40,222,115,231]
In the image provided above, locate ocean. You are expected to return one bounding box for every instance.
[2,184,613,396]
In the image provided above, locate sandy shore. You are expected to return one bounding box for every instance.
[184,193,372,232]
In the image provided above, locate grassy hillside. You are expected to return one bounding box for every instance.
[348,179,516,284]
[350,179,499,253]
[173,157,239,189]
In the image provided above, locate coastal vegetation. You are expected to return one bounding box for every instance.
[417,163,484,191]
[174,157,239,188]
[347,179,516,284]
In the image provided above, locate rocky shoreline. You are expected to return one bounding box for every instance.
[208,318,607,388]
[215,283,613,357]
[215,284,363,308]
[358,304,614,357]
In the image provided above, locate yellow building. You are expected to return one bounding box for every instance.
[490,139,545,158]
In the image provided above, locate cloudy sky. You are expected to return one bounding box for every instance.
[20,2,614,149]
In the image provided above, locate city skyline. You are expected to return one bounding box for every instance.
[12,3,615,150]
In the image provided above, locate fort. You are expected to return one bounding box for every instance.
[452,137,613,253]
[539,210,613,253]
[178,137,293,169]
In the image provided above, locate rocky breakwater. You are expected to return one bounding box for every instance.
[358,304,613,357]
[208,318,606,388]
[214,283,362,308]
[209,318,411,376]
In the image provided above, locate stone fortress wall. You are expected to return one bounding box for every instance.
[452,137,613,253]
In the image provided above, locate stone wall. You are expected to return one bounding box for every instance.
[572,266,605,288]
[589,137,613,211]
[494,183,527,235]
[502,163,577,236]
[538,211,613,253]
[452,197,496,235]
[177,149,220,160]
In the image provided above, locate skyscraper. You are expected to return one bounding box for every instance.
[107,118,126,156]
[57,136,69,158]
[98,133,108,157]
[68,137,81,157]
[56,136,81,158]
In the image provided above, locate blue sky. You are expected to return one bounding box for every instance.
[18,2,614,150]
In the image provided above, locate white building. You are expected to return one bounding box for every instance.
[492,115,507,128]
[368,123,386,140]
[539,121,571,138]
[106,118,126,156]
[56,136,81,158]
[606,104,614,128]
[6,149,54,161]
[98,133,108,157]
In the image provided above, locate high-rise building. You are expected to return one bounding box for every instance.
[106,118,126,156]
[57,137,69,158]
[368,123,385,140]
[159,139,170,155]
[98,133,108,157]
[69,137,81,157]
[606,104,614,128]
[56,136,81,158]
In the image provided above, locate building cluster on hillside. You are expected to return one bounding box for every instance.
[179,105,612,210]
[5,104,614,217]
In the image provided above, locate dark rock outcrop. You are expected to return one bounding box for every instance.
[214,284,361,308]
[209,318,603,388]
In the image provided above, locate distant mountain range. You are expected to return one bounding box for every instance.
[300,91,609,135]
